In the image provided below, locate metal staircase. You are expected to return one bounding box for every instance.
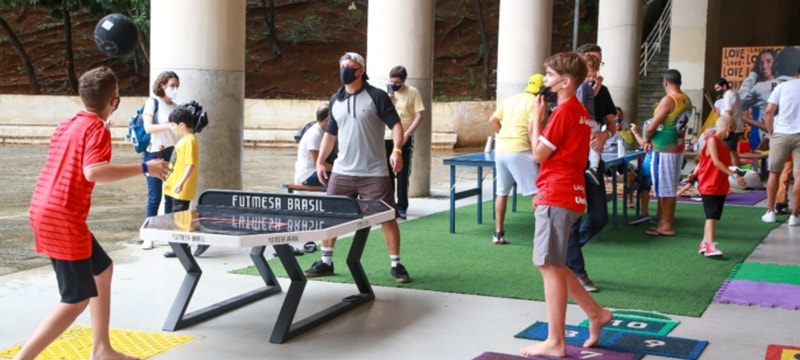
[637,0,671,122]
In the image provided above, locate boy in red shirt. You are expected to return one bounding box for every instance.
[18,66,168,360]
[520,52,612,358]
[683,115,745,257]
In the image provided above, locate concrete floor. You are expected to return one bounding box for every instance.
[1,148,799,359]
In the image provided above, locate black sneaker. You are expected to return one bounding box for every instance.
[163,251,176,258]
[776,202,789,214]
[585,168,602,186]
[391,263,412,283]
[193,245,210,257]
[304,260,334,277]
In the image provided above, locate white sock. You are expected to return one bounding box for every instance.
[321,247,334,265]
[390,255,400,268]
[589,149,600,170]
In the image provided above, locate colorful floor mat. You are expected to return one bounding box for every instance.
[0,325,195,359]
[728,262,800,285]
[474,346,641,360]
[713,262,800,310]
[713,279,800,310]
[764,344,800,360]
[516,322,707,360]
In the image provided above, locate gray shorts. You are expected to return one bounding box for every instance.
[533,205,582,267]
[495,151,539,196]
[768,133,800,173]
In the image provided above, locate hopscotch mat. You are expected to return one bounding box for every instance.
[0,325,195,359]
[516,322,707,360]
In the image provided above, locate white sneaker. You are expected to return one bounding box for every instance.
[789,215,800,226]
[141,239,154,250]
[761,211,776,223]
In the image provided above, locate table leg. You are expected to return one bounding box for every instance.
[163,243,281,332]
[270,228,374,343]
[450,165,456,233]
[477,166,483,224]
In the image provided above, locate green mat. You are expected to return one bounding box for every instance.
[232,200,780,317]
[729,262,800,285]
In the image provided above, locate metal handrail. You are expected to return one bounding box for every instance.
[640,0,672,76]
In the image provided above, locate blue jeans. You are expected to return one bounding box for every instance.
[144,147,174,217]
[567,161,609,276]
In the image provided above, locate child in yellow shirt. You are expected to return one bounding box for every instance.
[163,102,209,257]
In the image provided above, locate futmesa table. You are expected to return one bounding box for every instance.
[139,189,395,343]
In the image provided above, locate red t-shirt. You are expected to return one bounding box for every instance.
[29,110,112,261]
[697,134,731,196]
[535,96,592,212]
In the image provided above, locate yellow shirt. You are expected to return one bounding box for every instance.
[385,85,425,139]
[164,134,199,201]
[493,92,536,153]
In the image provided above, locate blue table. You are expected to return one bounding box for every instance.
[442,150,646,233]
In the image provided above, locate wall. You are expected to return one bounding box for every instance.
[0,95,494,148]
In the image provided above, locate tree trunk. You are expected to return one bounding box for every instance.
[262,0,281,57]
[475,0,490,99]
[63,10,78,93]
[0,15,40,94]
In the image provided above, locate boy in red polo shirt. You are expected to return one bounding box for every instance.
[18,66,168,360]
[520,52,612,358]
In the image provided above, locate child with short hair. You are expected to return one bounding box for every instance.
[19,66,168,360]
[163,102,209,258]
[628,121,655,225]
[521,52,611,358]
[683,115,745,257]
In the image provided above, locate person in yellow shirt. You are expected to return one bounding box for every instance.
[384,65,426,219]
[163,102,209,258]
[486,74,543,244]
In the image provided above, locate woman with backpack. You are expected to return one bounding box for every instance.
[141,71,180,250]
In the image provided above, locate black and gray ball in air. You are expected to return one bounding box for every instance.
[94,13,138,57]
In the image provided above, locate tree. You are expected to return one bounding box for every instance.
[0,2,40,93]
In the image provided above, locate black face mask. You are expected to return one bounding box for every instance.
[340,67,358,85]
[391,84,403,91]
[540,86,558,103]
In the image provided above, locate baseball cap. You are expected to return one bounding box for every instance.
[340,52,365,67]
[340,52,369,80]
[525,74,544,94]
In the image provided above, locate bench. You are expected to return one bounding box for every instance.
[281,183,327,193]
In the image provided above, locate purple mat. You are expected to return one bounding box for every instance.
[713,279,800,310]
[474,345,639,360]
[676,190,766,206]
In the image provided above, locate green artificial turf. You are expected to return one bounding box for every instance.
[231,200,780,317]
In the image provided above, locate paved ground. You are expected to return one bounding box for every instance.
[0,144,470,275]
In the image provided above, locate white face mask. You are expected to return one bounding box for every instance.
[165,86,179,100]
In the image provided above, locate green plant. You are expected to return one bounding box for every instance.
[285,15,325,45]
[347,2,363,23]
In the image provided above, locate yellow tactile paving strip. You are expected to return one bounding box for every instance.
[0,325,195,359]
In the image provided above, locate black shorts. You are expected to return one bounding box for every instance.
[50,236,112,304]
[701,195,726,220]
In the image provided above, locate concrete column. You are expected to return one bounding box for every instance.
[367,0,435,197]
[495,0,552,102]
[669,0,714,117]
[151,0,246,194]
[597,0,642,121]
